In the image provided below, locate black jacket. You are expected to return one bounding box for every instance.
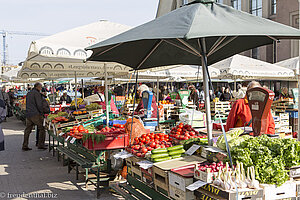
[60,95,72,104]
[26,88,44,117]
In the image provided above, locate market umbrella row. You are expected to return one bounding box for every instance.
[86,0,300,145]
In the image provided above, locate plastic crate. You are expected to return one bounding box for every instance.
[286,110,298,119]
[103,119,127,126]
[82,131,128,150]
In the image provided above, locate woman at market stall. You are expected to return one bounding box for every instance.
[279,87,291,99]
[134,84,157,118]
[59,91,72,104]
[225,81,275,134]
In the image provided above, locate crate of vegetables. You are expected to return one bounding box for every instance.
[83,126,128,150]
[194,161,227,183]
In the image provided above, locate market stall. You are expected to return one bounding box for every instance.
[83,0,300,199]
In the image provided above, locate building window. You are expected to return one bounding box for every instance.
[231,0,241,10]
[271,0,276,15]
[217,0,223,4]
[250,0,262,16]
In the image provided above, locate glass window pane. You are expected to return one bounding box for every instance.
[257,0,262,7]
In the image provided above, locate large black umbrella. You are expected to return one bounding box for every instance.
[87,0,300,145]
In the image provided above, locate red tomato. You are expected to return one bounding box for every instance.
[137,153,142,157]
[147,146,152,151]
[177,128,182,132]
[146,136,150,141]
[180,135,185,140]
[141,147,148,153]
[155,144,160,149]
[179,124,183,128]
[141,138,146,143]
[176,131,181,135]
[189,132,195,136]
[142,134,146,138]
[165,135,169,138]
[150,135,155,139]
[184,136,189,140]
[175,135,180,140]
[150,142,156,148]
[155,135,160,140]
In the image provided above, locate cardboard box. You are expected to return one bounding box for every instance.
[194,167,218,183]
[125,156,142,180]
[199,184,264,200]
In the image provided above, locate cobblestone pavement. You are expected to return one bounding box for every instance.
[0,117,123,200]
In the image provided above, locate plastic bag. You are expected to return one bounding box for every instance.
[125,117,147,144]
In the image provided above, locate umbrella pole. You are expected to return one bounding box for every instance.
[104,64,109,127]
[200,39,213,146]
[75,71,77,108]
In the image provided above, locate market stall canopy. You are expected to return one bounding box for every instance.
[211,54,295,79]
[276,57,299,75]
[137,65,220,79]
[86,0,300,145]
[18,20,132,79]
[86,1,300,70]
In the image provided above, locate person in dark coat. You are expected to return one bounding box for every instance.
[0,99,6,151]
[220,87,232,101]
[22,82,47,151]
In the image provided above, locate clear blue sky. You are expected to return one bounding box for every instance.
[0,0,159,65]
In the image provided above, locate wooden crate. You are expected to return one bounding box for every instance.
[88,109,103,118]
[169,185,195,200]
[199,184,264,200]
[261,181,296,200]
[125,156,142,180]
[153,165,170,196]
[168,170,194,191]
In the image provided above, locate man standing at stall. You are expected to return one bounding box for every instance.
[22,82,47,151]
[225,81,275,134]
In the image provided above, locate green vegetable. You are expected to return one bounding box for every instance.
[153,157,171,162]
[152,148,168,154]
[151,153,169,159]
[168,149,185,156]
[171,154,182,159]
[167,145,183,151]
[231,135,300,186]
[217,128,244,150]
[181,138,208,150]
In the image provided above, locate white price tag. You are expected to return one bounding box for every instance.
[185,144,201,156]
[59,132,65,136]
[70,137,76,144]
[137,160,153,169]
[65,136,70,142]
[186,180,207,191]
[48,122,51,130]
[43,118,46,126]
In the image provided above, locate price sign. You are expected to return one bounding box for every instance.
[59,132,65,136]
[185,144,201,156]
[52,124,56,135]
[65,136,70,142]
[70,137,76,144]
[186,180,207,191]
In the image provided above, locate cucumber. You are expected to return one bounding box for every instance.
[151,148,168,154]
[168,149,185,156]
[151,153,169,159]
[171,154,182,159]
[153,156,171,162]
[167,145,183,151]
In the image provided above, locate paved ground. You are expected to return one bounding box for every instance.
[0,117,123,200]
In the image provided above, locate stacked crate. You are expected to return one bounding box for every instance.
[275,113,292,133]
[271,99,294,113]
[211,101,231,121]
[286,110,298,134]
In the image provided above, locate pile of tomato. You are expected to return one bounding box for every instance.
[67,125,88,139]
[97,125,125,133]
[169,123,207,140]
[127,132,173,157]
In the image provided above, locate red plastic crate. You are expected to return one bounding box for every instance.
[83,131,129,150]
